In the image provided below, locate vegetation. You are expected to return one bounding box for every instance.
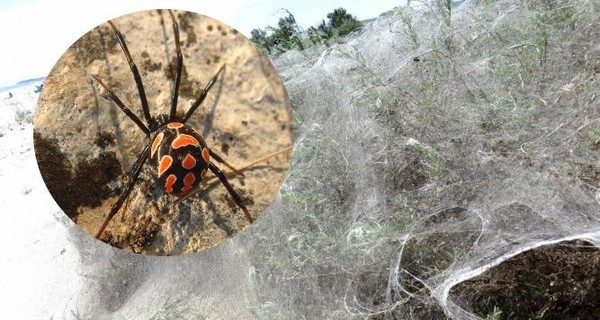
[250,7,363,54]
[249,10,303,54]
[249,0,600,318]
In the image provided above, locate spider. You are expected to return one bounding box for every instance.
[91,10,253,240]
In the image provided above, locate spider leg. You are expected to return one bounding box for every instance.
[173,146,292,207]
[208,162,253,223]
[95,144,150,239]
[92,75,150,135]
[167,9,183,119]
[209,149,244,176]
[182,64,226,123]
[108,20,152,125]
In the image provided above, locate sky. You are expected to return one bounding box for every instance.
[0,0,401,87]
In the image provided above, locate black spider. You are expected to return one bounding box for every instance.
[92,10,252,240]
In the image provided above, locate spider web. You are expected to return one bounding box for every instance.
[67,1,600,319]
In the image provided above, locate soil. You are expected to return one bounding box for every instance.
[451,240,600,319]
[33,9,293,255]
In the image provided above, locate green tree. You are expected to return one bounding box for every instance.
[326,7,362,36]
[327,8,351,28]
[249,10,304,54]
[317,19,333,38]
[250,28,271,53]
[250,7,362,54]
[268,10,304,52]
[307,26,322,45]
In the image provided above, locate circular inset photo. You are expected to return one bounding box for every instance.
[34,9,293,255]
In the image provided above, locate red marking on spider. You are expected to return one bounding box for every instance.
[158,155,173,177]
[178,172,196,195]
[184,172,196,187]
[167,122,184,129]
[151,132,164,158]
[200,168,208,179]
[171,134,199,149]
[202,147,210,163]
[179,186,192,196]
[182,153,196,170]
[164,174,177,194]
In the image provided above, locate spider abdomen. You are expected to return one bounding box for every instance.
[150,121,210,197]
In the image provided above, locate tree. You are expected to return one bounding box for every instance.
[250,28,271,53]
[249,7,362,54]
[249,10,304,54]
[310,7,362,42]
[327,8,351,29]
[326,8,362,36]
[307,26,322,45]
[317,19,333,38]
[268,10,304,52]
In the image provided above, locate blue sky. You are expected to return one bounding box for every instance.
[0,0,35,11]
[0,0,402,87]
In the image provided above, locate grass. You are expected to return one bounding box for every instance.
[248,0,600,318]
[484,306,503,320]
[396,8,420,50]
[411,140,450,180]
